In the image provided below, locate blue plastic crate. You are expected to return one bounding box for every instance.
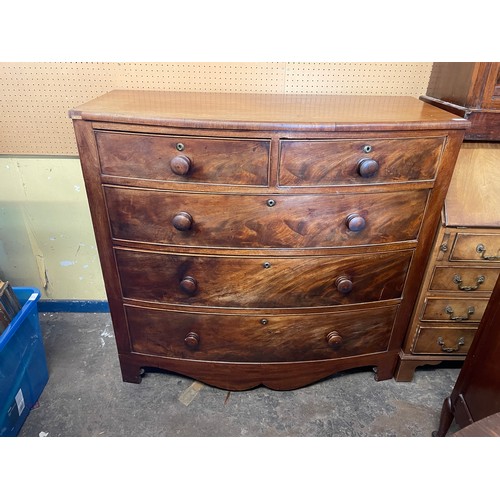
[0,287,48,437]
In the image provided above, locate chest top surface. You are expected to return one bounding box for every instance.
[69,90,470,132]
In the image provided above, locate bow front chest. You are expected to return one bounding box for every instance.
[70,91,467,390]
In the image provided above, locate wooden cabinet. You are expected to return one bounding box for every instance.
[421,62,500,141]
[396,143,500,381]
[69,91,467,390]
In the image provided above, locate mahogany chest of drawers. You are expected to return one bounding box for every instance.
[69,91,467,390]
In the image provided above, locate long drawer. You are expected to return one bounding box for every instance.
[412,325,475,355]
[421,297,488,323]
[115,248,413,308]
[125,304,397,362]
[449,233,500,262]
[429,267,500,292]
[278,136,445,186]
[105,186,428,249]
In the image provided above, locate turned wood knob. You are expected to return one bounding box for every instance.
[326,331,343,349]
[346,213,366,232]
[180,276,198,294]
[335,276,353,294]
[170,155,192,176]
[172,211,193,231]
[357,158,379,178]
[184,332,200,348]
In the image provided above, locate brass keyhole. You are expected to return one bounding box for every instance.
[176,143,185,151]
[363,145,372,153]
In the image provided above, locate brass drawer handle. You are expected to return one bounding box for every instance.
[476,244,500,261]
[445,305,475,321]
[453,274,484,291]
[437,336,465,353]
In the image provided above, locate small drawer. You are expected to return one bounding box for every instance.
[278,136,445,186]
[125,304,397,362]
[412,326,475,355]
[115,248,413,308]
[105,187,428,249]
[449,233,500,262]
[421,298,488,323]
[96,131,270,186]
[429,267,500,293]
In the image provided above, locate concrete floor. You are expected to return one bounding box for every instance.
[18,311,462,437]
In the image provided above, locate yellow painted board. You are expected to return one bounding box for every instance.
[0,157,105,299]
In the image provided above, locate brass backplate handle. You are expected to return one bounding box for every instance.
[437,336,465,353]
[476,244,500,261]
[445,305,475,321]
[453,274,485,291]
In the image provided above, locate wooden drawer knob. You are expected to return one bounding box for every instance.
[326,331,343,349]
[184,332,200,348]
[335,276,353,294]
[170,154,192,176]
[172,211,193,231]
[180,276,198,294]
[346,213,366,232]
[357,158,379,178]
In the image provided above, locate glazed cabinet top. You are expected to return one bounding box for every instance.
[69,90,469,132]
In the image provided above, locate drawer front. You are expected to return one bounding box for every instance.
[429,267,500,292]
[412,326,475,355]
[421,298,488,323]
[105,187,428,248]
[96,131,270,186]
[115,248,413,308]
[278,136,445,186]
[125,304,397,362]
[450,233,500,262]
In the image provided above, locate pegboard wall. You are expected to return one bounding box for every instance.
[0,62,433,155]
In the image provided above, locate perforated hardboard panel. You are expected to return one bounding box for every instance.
[0,62,433,155]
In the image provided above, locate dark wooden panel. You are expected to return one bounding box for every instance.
[115,248,413,308]
[96,131,270,186]
[425,63,477,107]
[278,136,445,186]
[105,187,428,249]
[125,304,397,362]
